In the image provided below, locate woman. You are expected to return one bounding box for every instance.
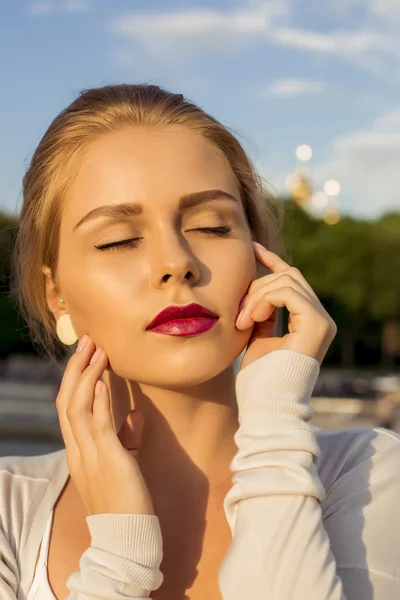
[1,83,399,600]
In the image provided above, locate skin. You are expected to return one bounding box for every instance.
[42,123,337,598]
[44,124,261,501]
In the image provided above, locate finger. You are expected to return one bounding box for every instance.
[249,309,279,339]
[251,287,318,325]
[236,278,316,329]
[91,379,126,456]
[56,337,96,464]
[67,348,109,463]
[92,380,113,432]
[57,336,95,400]
[252,242,290,273]
[250,288,335,361]
[247,266,319,302]
[117,410,145,462]
[244,273,316,315]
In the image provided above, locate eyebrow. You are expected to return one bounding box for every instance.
[72,189,239,232]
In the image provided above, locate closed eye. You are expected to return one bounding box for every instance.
[94,226,233,251]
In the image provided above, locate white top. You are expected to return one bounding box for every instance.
[2,349,400,599]
[26,508,56,600]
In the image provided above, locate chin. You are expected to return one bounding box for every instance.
[134,362,234,390]
[109,331,250,388]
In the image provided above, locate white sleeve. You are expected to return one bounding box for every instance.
[0,527,19,600]
[219,349,343,599]
[66,513,164,599]
[219,349,400,599]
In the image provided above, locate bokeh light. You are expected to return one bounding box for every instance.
[323,179,341,196]
[296,144,313,161]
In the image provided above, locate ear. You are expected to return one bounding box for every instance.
[42,265,64,321]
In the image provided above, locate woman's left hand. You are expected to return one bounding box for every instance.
[236,242,337,372]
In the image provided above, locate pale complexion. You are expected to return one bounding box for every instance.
[44,125,262,508]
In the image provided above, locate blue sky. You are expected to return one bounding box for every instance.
[1,0,399,220]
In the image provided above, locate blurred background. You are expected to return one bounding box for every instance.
[1,0,399,457]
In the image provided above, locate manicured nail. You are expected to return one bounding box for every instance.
[236,309,245,325]
[76,334,89,352]
[94,380,104,396]
[239,294,248,312]
[90,348,103,364]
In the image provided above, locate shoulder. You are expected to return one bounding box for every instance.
[0,447,68,499]
[0,448,67,489]
[0,449,68,541]
[314,426,400,581]
[314,425,400,490]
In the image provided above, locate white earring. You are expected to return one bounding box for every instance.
[56,313,78,345]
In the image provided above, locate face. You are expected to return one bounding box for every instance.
[56,125,257,388]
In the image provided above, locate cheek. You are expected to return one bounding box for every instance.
[214,245,257,307]
[229,247,257,290]
[59,254,142,338]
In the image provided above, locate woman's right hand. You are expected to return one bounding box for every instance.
[56,334,155,517]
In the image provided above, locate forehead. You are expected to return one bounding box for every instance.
[62,125,240,228]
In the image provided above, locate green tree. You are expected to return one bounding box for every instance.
[0,210,35,356]
[281,199,399,367]
[369,213,400,365]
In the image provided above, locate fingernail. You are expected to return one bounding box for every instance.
[94,380,103,396]
[90,348,103,364]
[76,335,89,352]
[239,294,248,312]
[236,309,245,325]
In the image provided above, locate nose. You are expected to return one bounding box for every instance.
[149,230,201,289]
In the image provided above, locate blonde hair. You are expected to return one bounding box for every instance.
[11,83,284,363]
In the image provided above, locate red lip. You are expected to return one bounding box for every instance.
[146,302,219,330]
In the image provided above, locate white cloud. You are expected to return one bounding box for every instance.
[28,0,91,15]
[112,9,264,38]
[106,1,400,78]
[107,2,290,62]
[311,108,400,217]
[271,27,390,54]
[270,26,399,75]
[272,27,338,52]
[370,0,400,20]
[260,78,327,98]
[373,109,400,131]
[109,3,288,38]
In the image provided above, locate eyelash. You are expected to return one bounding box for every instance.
[94,226,233,252]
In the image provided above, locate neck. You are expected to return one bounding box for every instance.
[102,365,239,501]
